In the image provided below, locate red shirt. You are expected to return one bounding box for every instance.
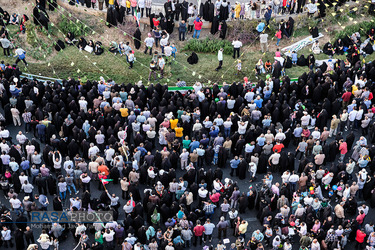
[273,143,285,153]
[339,142,348,155]
[356,229,366,243]
[356,213,366,225]
[209,193,221,203]
[193,225,205,236]
[194,20,203,30]
[342,92,352,102]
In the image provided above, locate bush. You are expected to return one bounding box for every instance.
[335,20,375,40]
[182,37,233,55]
[25,21,38,47]
[58,15,90,37]
[226,19,258,45]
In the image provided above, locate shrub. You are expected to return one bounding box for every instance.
[226,19,258,45]
[182,37,233,55]
[25,21,38,47]
[58,15,90,37]
[335,20,375,40]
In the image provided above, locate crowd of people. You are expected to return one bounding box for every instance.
[1,28,375,250]
[2,1,375,250]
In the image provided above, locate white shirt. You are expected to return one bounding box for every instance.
[311,131,321,140]
[356,109,364,120]
[289,174,299,183]
[16,134,27,144]
[144,37,155,47]
[10,198,22,209]
[105,148,115,162]
[88,146,100,158]
[301,115,310,126]
[103,230,115,241]
[260,34,268,43]
[79,100,87,110]
[348,110,358,121]
[232,40,242,48]
[218,50,223,61]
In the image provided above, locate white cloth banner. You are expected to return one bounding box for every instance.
[282,33,324,56]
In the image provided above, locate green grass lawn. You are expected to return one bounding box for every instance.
[2,29,375,86]
[1,0,371,85]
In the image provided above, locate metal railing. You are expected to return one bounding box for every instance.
[21,73,63,84]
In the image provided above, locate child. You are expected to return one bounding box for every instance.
[236,60,242,75]
[255,59,266,75]
[128,51,135,69]
[187,15,195,34]
[275,30,282,46]
[291,51,297,65]
[171,43,177,59]
[265,60,272,72]
[275,48,281,57]
[0,61,5,71]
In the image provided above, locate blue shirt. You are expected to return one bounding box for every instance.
[21,160,30,170]
[39,194,48,207]
[292,53,298,61]
[230,159,240,168]
[190,141,200,152]
[209,129,219,138]
[256,22,265,32]
[264,90,272,99]
[137,146,147,157]
[254,98,263,108]
[97,84,106,95]
[200,138,209,148]
[257,136,266,146]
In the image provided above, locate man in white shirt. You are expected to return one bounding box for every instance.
[144,33,155,55]
[289,172,300,193]
[260,32,268,52]
[348,107,358,130]
[0,140,10,153]
[180,149,189,170]
[78,97,88,112]
[103,228,115,248]
[88,143,100,159]
[198,186,208,204]
[232,39,243,59]
[105,145,115,164]
[301,112,311,127]
[268,150,281,172]
[311,127,321,140]
[275,129,286,142]
[9,195,23,215]
[16,131,27,145]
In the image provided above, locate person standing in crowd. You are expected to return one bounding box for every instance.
[232,38,242,59]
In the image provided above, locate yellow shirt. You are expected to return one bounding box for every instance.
[120,108,129,117]
[175,127,183,138]
[126,0,131,8]
[170,119,178,130]
[109,0,115,5]
[235,4,241,18]
[352,84,358,95]
[238,222,248,234]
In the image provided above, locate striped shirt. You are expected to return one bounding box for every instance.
[203,204,216,213]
